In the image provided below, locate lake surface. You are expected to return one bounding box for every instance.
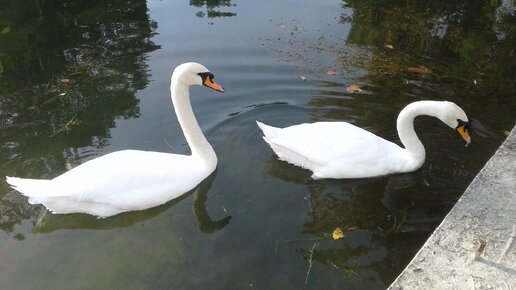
[0,0,514,289]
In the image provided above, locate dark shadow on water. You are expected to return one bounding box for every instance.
[32,171,231,234]
[0,0,160,233]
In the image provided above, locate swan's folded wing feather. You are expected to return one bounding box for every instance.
[49,150,206,208]
[272,122,393,165]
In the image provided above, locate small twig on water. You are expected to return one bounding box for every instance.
[50,113,78,137]
[305,241,319,285]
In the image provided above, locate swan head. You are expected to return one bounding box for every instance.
[172,62,224,93]
[438,101,471,146]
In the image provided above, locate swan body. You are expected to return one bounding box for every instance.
[257,100,470,179]
[6,62,224,218]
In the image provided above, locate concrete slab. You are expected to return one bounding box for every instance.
[389,126,516,290]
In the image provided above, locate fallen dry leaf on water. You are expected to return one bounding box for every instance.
[384,44,394,49]
[332,227,345,240]
[327,69,338,75]
[407,66,432,74]
[346,84,362,93]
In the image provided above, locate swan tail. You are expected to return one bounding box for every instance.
[6,176,60,201]
[256,121,281,143]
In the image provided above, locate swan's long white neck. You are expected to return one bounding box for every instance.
[170,77,217,165]
[396,101,445,167]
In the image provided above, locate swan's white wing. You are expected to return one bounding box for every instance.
[27,150,210,211]
[267,122,405,178]
[269,122,389,163]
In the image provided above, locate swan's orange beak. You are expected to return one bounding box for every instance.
[456,125,471,147]
[203,78,224,93]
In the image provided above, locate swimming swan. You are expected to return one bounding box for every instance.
[257,100,470,179]
[6,62,224,218]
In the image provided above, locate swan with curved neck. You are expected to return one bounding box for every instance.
[6,62,224,218]
[257,100,470,179]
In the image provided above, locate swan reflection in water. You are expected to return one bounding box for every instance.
[33,172,231,234]
[263,152,431,222]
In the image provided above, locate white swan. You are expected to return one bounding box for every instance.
[257,100,471,179]
[6,62,224,218]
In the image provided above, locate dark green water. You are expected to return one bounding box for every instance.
[0,0,514,289]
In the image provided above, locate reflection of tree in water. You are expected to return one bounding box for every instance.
[340,0,515,128]
[0,0,159,235]
[262,0,514,131]
[190,0,236,18]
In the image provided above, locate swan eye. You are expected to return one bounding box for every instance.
[197,72,215,82]
[456,119,470,131]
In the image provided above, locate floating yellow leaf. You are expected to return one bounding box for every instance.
[332,227,345,240]
[346,84,362,93]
